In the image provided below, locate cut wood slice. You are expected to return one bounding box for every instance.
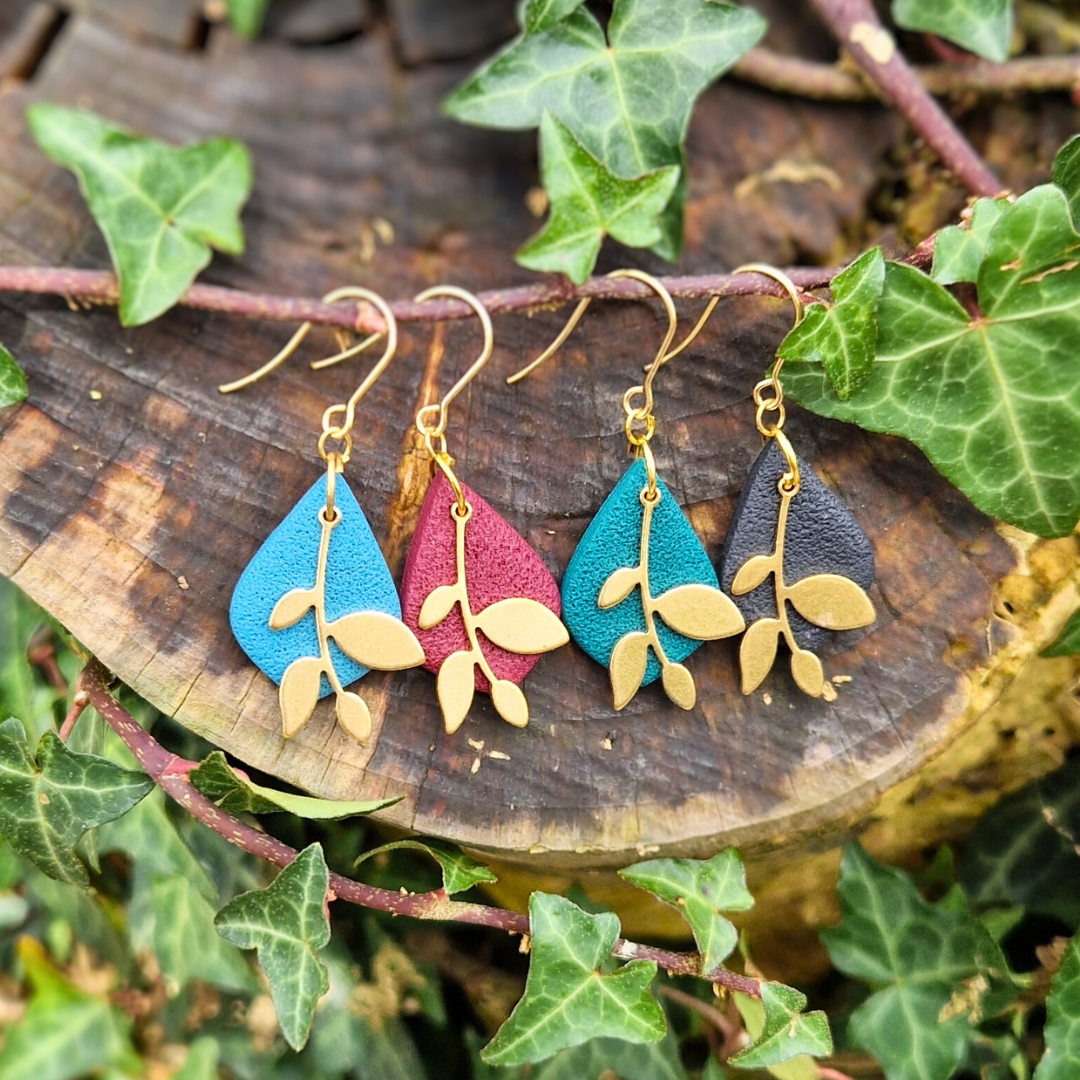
[1,13,1079,978]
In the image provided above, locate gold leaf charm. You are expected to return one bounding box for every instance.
[739,618,781,696]
[653,584,744,640]
[327,611,425,670]
[610,631,650,710]
[730,554,773,596]
[335,691,372,743]
[419,584,459,630]
[661,662,696,711]
[598,566,640,609]
[491,679,529,728]
[790,647,824,697]
[786,574,875,631]
[269,587,317,630]
[279,657,324,738]
[438,649,477,735]
[475,597,570,655]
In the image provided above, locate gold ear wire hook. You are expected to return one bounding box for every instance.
[217,286,390,394]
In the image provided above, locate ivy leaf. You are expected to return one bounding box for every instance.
[1053,135,1080,228]
[1036,931,1080,1080]
[481,893,666,1066]
[958,755,1080,927]
[26,105,251,327]
[354,838,498,895]
[522,0,586,34]
[784,185,1080,538]
[0,937,140,1080]
[516,112,679,283]
[779,248,884,400]
[190,749,402,819]
[619,849,752,975]
[214,843,331,1050]
[728,983,833,1070]
[225,0,270,38]
[1043,608,1080,657]
[931,198,1009,286]
[0,718,153,886]
[891,0,1013,63]
[172,1038,221,1080]
[0,345,27,408]
[445,0,765,261]
[821,842,1017,1080]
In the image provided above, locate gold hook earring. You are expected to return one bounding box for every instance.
[716,264,875,701]
[396,286,568,736]
[222,288,423,745]
[510,270,744,713]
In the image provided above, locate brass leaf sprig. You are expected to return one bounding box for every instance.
[272,505,424,742]
[602,488,745,710]
[731,484,875,697]
[419,501,569,733]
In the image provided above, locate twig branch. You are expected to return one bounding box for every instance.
[733,45,1080,101]
[58,691,90,742]
[0,244,936,336]
[808,0,1001,196]
[78,658,763,997]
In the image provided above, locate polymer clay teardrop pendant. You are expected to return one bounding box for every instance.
[399,474,569,734]
[230,473,424,742]
[561,458,745,710]
[718,440,876,697]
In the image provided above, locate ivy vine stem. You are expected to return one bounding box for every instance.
[76,657,763,997]
[808,0,1001,196]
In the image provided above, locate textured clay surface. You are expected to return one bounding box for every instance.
[229,474,402,696]
[718,440,875,651]
[561,458,722,685]
[400,474,562,692]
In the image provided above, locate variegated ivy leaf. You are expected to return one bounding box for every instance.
[0,345,27,409]
[1043,608,1080,657]
[354,838,498,895]
[1053,135,1080,228]
[620,849,752,975]
[1036,931,1080,1080]
[521,0,586,34]
[729,983,832,1070]
[892,0,1013,63]
[931,197,1010,287]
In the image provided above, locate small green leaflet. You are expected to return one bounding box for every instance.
[0,937,140,1080]
[931,197,1010,287]
[0,345,27,408]
[518,112,679,284]
[958,755,1080,927]
[1043,608,1080,657]
[784,185,1080,538]
[481,892,666,1066]
[779,248,884,400]
[728,983,832,1070]
[215,843,331,1050]
[225,0,270,38]
[1053,135,1080,228]
[619,848,752,975]
[821,842,1016,1080]
[891,0,1013,63]
[0,718,152,886]
[27,105,251,327]
[522,0,586,34]
[1035,931,1080,1080]
[445,0,764,264]
[354,838,497,895]
[190,749,402,819]
[171,1038,220,1080]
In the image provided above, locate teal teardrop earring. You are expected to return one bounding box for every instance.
[219,289,424,743]
[508,270,745,711]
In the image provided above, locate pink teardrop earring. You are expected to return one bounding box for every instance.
[398,286,569,734]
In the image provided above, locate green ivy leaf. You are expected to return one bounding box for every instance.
[931,198,1009,287]
[731,994,818,1080]
[481,893,666,1066]
[0,345,27,408]
[517,112,680,284]
[225,0,269,38]
[214,843,331,1050]
[728,983,833,1070]
[354,838,497,895]
[958,756,1080,927]
[891,0,1013,63]
[821,842,1016,1080]
[1035,931,1080,1080]
[444,0,765,262]
[1043,608,1080,657]
[0,937,140,1080]
[0,718,152,886]
[619,848,752,975]
[784,185,1080,538]
[26,105,251,327]
[779,248,884,400]
[1053,135,1080,228]
[190,749,402,819]
[522,0,586,34]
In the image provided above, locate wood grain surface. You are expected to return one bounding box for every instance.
[0,6,1073,869]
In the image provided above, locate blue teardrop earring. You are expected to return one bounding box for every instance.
[508,270,745,711]
[219,289,424,743]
